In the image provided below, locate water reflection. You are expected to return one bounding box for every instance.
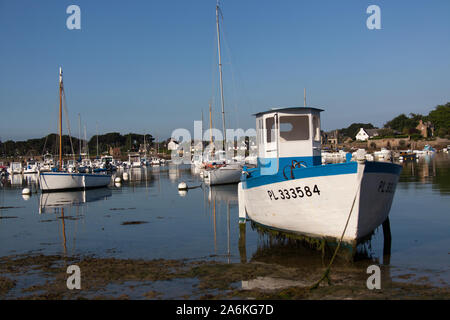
[399,153,449,194]
[38,188,112,213]
[0,153,447,287]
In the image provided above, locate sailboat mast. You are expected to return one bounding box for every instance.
[216,1,226,151]
[209,101,213,154]
[78,113,82,158]
[96,122,99,157]
[59,67,63,170]
[83,125,87,158]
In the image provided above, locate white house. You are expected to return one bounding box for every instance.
[167,139,179,151]
[355,128,379,141]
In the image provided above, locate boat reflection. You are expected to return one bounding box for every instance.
[168,164,180,182]
[8,174,24,187]
[39,187,112,213]
[205,184,239,262]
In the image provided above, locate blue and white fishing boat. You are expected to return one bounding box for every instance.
[238,106,402,242]
[39,68,111,192]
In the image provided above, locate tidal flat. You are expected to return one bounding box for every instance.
[0,253,448,300]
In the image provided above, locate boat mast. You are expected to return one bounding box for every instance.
[143,132,146,156]
[84,125,88,158]
[209,101,213,156]
[78,113,82,158]
[59,67,63,171]
[216,1,226,151]
[96,122,99,158]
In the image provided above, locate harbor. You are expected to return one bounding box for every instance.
[0,152,449,299]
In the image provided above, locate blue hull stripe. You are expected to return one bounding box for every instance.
[242,161,402,190]
[242,161,358,190]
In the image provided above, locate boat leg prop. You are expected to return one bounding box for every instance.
[238,223,247,263]
[238,182,246,224]
[382,217,392,264]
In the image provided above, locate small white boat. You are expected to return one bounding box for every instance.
[24,160,39,174]
[151,157,161,166]
[7,162,23,175]
[238,106,402,242]
[373,148,392,161]
[128,152,142,168]
[204,163,242,185]
[39,153,55,172]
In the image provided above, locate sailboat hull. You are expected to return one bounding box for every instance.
[39,172,111,192]
[204,165,242,185]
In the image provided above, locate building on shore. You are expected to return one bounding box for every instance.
[356,128,380,141]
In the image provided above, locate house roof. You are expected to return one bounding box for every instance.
[360,128,379,137]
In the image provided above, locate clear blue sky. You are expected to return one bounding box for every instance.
[1,0,449,141]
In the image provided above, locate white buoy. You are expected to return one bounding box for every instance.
[178,182,188,190]
[114,177,122,183]
[22,188,31,195]
[123,172,129,181]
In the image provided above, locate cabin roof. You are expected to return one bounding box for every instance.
[253,106,324,117]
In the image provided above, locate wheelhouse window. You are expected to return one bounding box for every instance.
[265,117,275,143]
[312,115,321,141]
[279,116,309,141]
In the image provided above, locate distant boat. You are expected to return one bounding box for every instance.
[238,107,402,242]
[39,67,111,192]
[24,160,39,174]
[204,162,243,186]
[7,162,22,175]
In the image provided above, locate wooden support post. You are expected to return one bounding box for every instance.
[238,223,247,264]
[382,217,392,264]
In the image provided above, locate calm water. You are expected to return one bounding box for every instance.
[0,154,449,287]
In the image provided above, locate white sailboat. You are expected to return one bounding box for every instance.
[204,1,242,185]
[39,67,111,192]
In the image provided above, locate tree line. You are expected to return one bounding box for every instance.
[338,102,449,140]
[0,132,154,158]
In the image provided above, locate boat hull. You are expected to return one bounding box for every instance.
[204,165,242,185]
[39,172,111,192]
[239,161,401,241]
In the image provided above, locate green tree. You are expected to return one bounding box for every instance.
[426,103,450,137]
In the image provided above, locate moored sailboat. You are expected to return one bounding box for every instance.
[39,68,111,192]
[204,1,242,185]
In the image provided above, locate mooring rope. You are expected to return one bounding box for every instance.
[310,181,362,290]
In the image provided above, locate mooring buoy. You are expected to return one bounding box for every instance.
[178,182,188,190]
[22,188,31,195]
